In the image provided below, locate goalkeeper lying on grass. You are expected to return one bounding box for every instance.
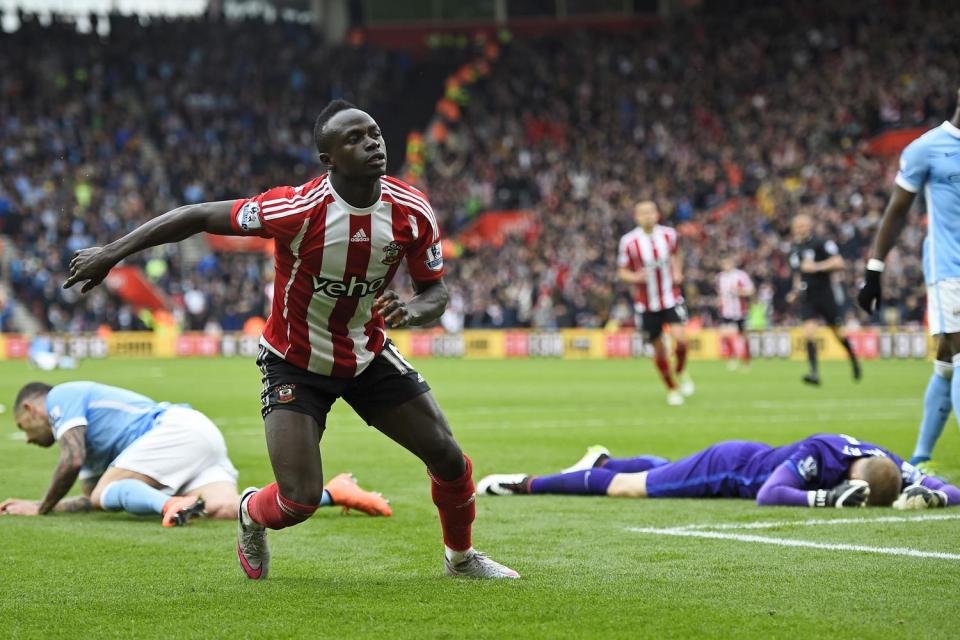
[479,433,958,509]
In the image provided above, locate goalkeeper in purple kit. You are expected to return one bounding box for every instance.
[478,434,959,509]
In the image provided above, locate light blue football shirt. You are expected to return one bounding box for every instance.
[46,382,173,478]
[896,120,960,284]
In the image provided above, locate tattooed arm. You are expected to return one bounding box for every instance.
[3,470,96,516]
[52,476,98,513]
[37,426,87,515]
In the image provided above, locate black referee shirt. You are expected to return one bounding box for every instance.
[789,236,839,293]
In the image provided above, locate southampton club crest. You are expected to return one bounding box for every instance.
[381,241,402,266]
[276,384,296,404]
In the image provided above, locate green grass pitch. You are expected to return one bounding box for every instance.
[1,356,959,639]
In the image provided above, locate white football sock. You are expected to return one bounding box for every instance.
[445,545,474,564]
[240,493,257,528]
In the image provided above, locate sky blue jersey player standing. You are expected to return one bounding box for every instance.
[478,434,960,509]
[858,89,960,469]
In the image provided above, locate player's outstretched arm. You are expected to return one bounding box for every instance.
[64,200,237,293]
[52,477,98,513]
[857,186,916,313]
[756,463,869,508]
[38,427,87,514]
[896,476,960,510]
[920,476,960,505]
[3,466,95,515]
[755,464,811,507]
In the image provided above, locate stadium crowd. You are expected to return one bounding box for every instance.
[0,1,954,332]
[430,0,950,330]
[0,14,449,332]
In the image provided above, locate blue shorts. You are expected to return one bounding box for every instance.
[645,441,774,499]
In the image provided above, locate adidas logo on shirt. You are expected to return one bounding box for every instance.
[350,229,370,243]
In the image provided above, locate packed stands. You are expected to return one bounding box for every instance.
[428,0,952,329]
[0,13,456,331]
[1,1,954,331]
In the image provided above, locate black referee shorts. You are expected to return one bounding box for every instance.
[256,339,431,428]
[800,289,842,326]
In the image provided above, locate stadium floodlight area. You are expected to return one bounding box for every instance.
[0,0,207,18]
[1,0,203,35]
[0,0,316,32]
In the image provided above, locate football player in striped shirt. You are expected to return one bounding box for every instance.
[64,100,518,580]
[716,256,755,371]
[618,201,693,405]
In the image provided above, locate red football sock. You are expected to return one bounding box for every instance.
[246,482,318,530]
[430,455,476,552]
[740,335,751,363]
[653,353,677,390]
[675,341,688,375]
[720,335,732,360]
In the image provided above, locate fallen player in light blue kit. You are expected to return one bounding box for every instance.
[3,381,392,524]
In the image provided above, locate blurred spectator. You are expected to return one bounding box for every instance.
[0,284,14,331]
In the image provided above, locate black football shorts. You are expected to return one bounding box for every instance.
[256,339,431,428]
[637,303,688,341]
[800,289,842,326]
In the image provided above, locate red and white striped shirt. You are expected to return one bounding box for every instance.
[617,224,681,313]
[230,174,443,378]
[716,268,754,320]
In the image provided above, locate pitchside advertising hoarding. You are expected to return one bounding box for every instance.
[0,328,932,361]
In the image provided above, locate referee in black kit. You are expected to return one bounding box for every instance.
[786,214,861,386]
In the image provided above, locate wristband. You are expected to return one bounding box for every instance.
[808,490,827,507]
[867,259,885,272]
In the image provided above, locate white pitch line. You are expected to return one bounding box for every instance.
[626,526,960,561]
[747,398,918,410]
[443,412,914,432]
[673,513,960,530]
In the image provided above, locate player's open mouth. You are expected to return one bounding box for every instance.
[367,153,386,165]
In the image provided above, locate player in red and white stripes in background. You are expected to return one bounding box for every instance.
[64,100,518,580]
[617,201,694,406]
[716,256,755,371]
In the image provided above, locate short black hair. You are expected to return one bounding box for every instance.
[313,99,358,154]
[14,382,52,412]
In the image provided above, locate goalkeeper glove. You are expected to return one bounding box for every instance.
[856,260,884,313]
[893,483,948,510]
[809,480,870,508]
